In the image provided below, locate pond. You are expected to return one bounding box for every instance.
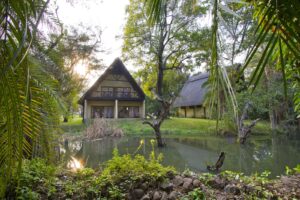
[65,134,300,178]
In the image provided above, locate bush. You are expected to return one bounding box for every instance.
[17,158,56,199]
[96,148,175,198]
[84,119,124,139]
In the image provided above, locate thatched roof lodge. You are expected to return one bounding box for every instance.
[173,73,209,118]
[78,58,146,120]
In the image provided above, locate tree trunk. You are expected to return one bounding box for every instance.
[63,116,68,123]
[154,125,164,147]
[269,109,277,130]
[238,102,260,144]
[157,67,164,96]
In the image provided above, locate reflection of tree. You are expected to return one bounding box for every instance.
[62,136,300,177]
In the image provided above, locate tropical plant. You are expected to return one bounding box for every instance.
[0,0,62,196]
[145,0,300,139]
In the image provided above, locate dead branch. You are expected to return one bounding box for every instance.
[207,152,225,172]
[238,102,260,144]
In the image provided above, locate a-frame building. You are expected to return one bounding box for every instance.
[79,58,145,119]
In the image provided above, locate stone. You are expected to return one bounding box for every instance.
[224,184,241,195]
[140,182,149,191]
[207,177,226,189]
[133,188,145,199]
[152,191,161,200]
[183,177,193,184]
[168,191,178,200]
[182,181,193,191]
[182,177,193,190]
[160,182,174,192]
[141,194,151,200]
[161,192,168,200]
[242,185,255,194]
[193,179,201,187]
[172,175,184,187]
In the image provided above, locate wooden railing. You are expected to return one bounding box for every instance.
[92,91,139,99]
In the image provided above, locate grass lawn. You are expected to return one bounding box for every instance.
[116,118,270,136]
[60,115,86,136]
[60,115,271,137]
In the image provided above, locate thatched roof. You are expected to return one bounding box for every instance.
[78,58,145,105]
[173,73,209,107]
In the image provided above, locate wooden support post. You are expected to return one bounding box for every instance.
[114,99,118,119]
[142,100,146,118]
[84,100,88,121]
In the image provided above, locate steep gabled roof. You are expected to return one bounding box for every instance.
[173,73,209,107]
[78,58,145,104]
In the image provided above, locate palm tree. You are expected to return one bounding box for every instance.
[0,0,61,195]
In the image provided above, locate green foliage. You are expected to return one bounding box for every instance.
[124,0,209,97]
[17,159,56,199]
[294,165,300,174]
[285,164,300,175]
[42,27,102,122]
[198,173,216,185]
[96,148,175,198]
[181,188,206,200]
[97,148,174,184]
[6,158,300,199]
[107,185,125,200]
[60,115,86,136]
[76,168,95,178]
[0,0,63,195]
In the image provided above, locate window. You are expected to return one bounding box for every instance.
[91,106,113,118]
[101,87,113,97]
[118,106,139,118]
[116,87,131,97]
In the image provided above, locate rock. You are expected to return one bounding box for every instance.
[140,182,149,191]
[141,194,151,200]
[207,177,226,189]
[242,185,255,194]
[168,191,178,200]
[183,181,193,191]
[183,177,193,184]
[152,191,161,200]
[160,182,174,192]
[133,188,145,199]
[183,178,193,191]
[193,179,201,187]
[172,175,184,187]
[161,192,168,200]
[224,184,241,195]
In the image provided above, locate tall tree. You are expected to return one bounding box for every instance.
[46,27,103,122]
[123,0,207,147]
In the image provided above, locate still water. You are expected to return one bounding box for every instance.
[66,135,300,177]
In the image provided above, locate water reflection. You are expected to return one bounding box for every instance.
[66,135,300,177]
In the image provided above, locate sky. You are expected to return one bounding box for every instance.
[54,0,131,85]
[52,0,244,86]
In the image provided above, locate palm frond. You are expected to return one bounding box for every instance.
[0,0,61,194]
[243,0,300,115]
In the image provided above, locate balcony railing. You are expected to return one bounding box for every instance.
[92,91,139,99]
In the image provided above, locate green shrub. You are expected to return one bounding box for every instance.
[96,148,175,198]
[17,158,56,199]
[181,188,206,200]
